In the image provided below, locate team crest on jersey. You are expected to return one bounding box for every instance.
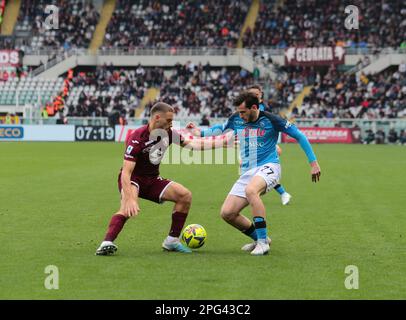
[259,121,265,128]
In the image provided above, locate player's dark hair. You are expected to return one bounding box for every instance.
[247,84,262,92]
[247,84,264,99]
[150,102,174,115]
[233,91,260,109]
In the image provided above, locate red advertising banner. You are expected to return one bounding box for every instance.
[0,50,20,67]
[285,46,345,66]
[282,127,361,144]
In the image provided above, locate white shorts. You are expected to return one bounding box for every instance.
[229,163,281,199]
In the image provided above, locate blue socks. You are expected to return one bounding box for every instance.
[274,184,286,195]
[243,218,269,242]
[242,223,257,241]
[253,216,267,241]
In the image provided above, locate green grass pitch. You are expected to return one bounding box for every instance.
[0,142,405,299]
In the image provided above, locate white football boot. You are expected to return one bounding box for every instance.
[95,241,118,256]
[250,240,270,256]
[162,238,192,253]
[241,237,272,252]
[281,192,292,205]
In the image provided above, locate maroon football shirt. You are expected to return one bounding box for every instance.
[123,124,185,177]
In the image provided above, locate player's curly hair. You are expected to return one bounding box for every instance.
[233,91,260,109]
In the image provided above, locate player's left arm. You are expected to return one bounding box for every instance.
[279,121,321,182]
[181,136,233,150]
[186,122,229,137]
[171,128,233,150]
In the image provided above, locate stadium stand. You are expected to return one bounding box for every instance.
[64,63,255,118]
[4,0,405,50]
[16,0,100,50]
[65,64,154,117]
[102,0,250,49]
[0,0,404,142]
[242,0,406,49]
[292,67,406,120]
[0,76,64,106]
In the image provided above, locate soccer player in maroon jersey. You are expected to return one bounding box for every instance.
[96,102,228,255]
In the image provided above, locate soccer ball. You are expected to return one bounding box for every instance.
[182,224,207,249]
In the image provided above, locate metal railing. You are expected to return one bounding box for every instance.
[18,117,406,131]
[23,46,406,57]
[20,117,110,126]
[30,50,77,77]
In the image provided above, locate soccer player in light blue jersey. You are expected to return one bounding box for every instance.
[188,91,321,255]
[191,86,292,205]
[247,85,292,205]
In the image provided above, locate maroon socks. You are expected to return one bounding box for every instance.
[104,211,187,242]
[104,214,128,242]
[169,211,188,237]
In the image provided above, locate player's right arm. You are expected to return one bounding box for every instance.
[120,160,140,217]
[121,139,142,216]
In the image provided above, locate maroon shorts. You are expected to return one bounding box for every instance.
[118,173,173,203]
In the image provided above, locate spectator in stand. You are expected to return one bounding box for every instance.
[17,0,100,50]
[102,0,249,49]
[363,129,375,144]
[387,129,399,143]
[243,0,405,49]
[65,63,254,118]
[375,129,386,144]
[295,67,405,120]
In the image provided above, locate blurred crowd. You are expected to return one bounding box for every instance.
[65,63,162,117]
[145,62,254,118]
[65,63,254,119]
[243,0,406,49]
[290,65,406,120]
[102,0,248,49]
[36,59,406,122]
[17,0,99,50]
[362,128,406,145]
[8,0,404,50]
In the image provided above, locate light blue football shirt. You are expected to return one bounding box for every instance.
[201,111,316,174]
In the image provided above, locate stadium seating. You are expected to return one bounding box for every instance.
[0,77,64,105]
[243,0,406,49]
[16,0,100,50]
[63,63,255,118]
[149,63,255,118]
[291,67,406,120]
[102,0,249,49]
[1,0,404,126]
[65,66,152,117]
[5,0,404,51]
